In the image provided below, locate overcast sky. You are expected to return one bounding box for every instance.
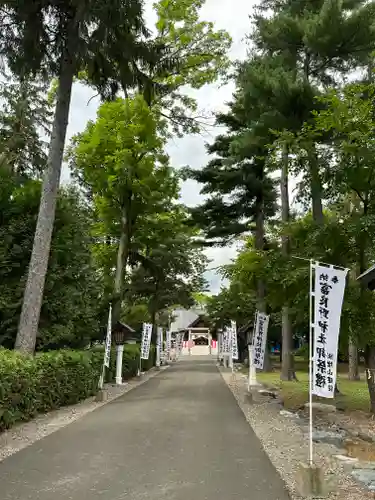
[62,0,257,294]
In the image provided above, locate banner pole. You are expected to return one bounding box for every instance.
[98,303,112,390]
[309,260,314,466]
[248,310,258,390]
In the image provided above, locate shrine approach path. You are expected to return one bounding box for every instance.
[0,356,290,500]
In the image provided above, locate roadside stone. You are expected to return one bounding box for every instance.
[359,432,374,443]
[334,455,359,463]
[304,402,337,413]
[352,468,375,489]
[280,409,299,419]
[243,392,253,404]
[258,389,278,399]
[312,430,345,448]
[354,462,375,470]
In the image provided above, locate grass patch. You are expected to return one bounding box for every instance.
[242,356,370,413]
[255,371,369,413]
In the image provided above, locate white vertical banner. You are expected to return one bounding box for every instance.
[160,327,164,361]
[252,312,269,370]
[166,329,172,357]
[141,323,153,360]
[231,320,238,361]
[312,264,348,398]
[219,331,224,359]
[104,304,112,367]
[222,328,231,355]
[156,326,163,366]
[178,332,184,355]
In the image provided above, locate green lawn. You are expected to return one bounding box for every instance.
[248,356,371,413]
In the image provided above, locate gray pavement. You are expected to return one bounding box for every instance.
[0,357,290,500]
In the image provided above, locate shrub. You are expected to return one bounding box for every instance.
[294,344,309,360]
[0,344,155,431]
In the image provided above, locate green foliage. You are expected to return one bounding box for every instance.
[68,95,181,325]
[0,348,102,431]
[128,206,208,319]
[149,0,232,135]
[0,345,154,431]
[294,344,309,360]
[0,170,102,349]
[153,0,231,89]
[0,72,52,178]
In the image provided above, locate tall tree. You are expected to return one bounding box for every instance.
[252,0,375,222]
[0,73,52,178]
[310,83,375,410]
[69,95,179,327]
[129,207,208,331]
[0,167,102,349]
[7,0,154,353]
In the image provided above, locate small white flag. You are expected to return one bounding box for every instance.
[141,323,153,360]
[222,327,231,355]
[252,312,269,370]
[231,320,238,360]
[166,329,172,355]
[160,327,164,352]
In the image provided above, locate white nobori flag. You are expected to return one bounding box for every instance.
[312,264,348,398]
[231,320,238,361]
[141,323,153,360]
[104,304,112,368]
[166,329,172,355]
[252,312,269,370]
[222,327,231,355]
[159,327,164,352]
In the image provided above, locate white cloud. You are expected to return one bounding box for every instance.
[62,0,258,291]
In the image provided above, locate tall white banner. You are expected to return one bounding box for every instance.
[252,312,269,370]
[156,326,163,366]
[312,264,348,398]
[222,328,231,355]
[166,329,172,356]
[160,327,164,353]
[141,323,153,360]
[104,304,112,367]
[159,327,164,353]
[177,332,184,355]
[231,320,238,361]
[219,331,224,359]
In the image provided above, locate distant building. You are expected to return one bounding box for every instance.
[170,307,206,333]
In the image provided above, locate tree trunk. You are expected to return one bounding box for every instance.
[303,53,324,225]
[348,337,360,381]
[255,200,265,311]
[308,147,324,224]
[15,23,78,354]
[112,205,132,327]
[280,144,297,381]
[150,308,158,347]
[254,176,272,372]
[365,346,375,413]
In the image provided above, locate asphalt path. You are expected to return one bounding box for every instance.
[0,356,290,500]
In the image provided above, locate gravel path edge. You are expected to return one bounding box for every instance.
[218,367,373,500]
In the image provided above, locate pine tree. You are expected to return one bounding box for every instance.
[0,73,52,178]
[252,0,375,222]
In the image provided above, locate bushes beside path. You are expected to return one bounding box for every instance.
[0,345,155,432]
